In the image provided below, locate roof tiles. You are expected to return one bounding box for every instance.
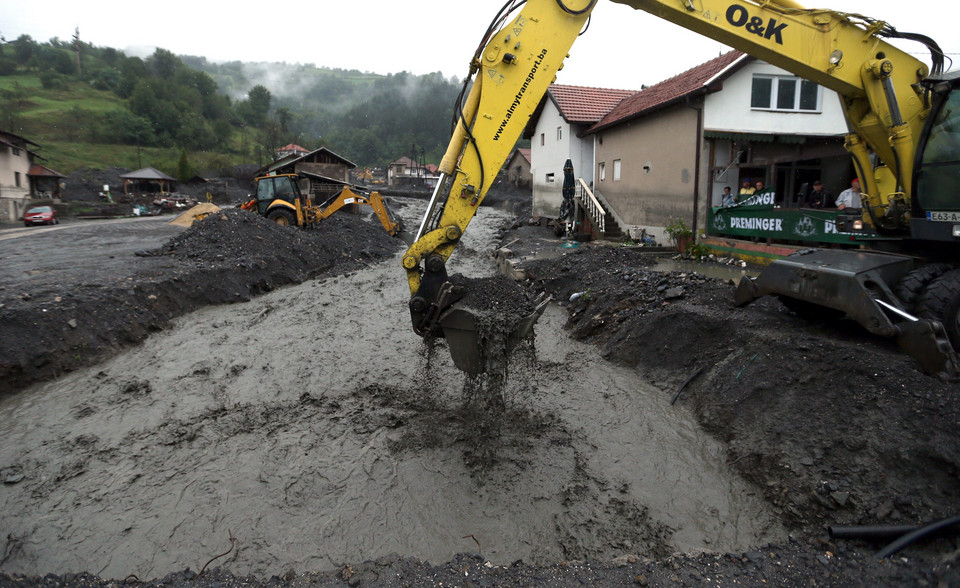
[549,85,637,124]
[590,51,747,132]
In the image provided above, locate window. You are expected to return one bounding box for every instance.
[613,159,622,181]
[598,162,606,182]
[257,177,276,201]
[751,75,820,112]
[917,87,960,211]
[557,127,562,141]
[540,133,545,146]
[14,172,20,187]
[546,173,555,183]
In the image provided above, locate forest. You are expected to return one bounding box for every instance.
[0,32,465,175]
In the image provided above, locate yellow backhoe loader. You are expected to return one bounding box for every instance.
[245,173,404,237]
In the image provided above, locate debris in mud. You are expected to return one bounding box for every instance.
[448,273,540,367]
[153,208,399,272]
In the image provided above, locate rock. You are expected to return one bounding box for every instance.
[744,551,763,562]
[664,286,685,299]
[831,491,850,506]
[3,473,24,484]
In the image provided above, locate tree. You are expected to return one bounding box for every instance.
[72,26,81,75]
[61,105,88,142]
[241,84,272,126]
[34,46,74,75]
[177,149,192,182]
[147,48,179,79]
[91,110,155,145]
[118,56,146,98]
[12,35,33,65]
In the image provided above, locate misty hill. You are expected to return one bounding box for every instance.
[0,34,465,175]
[181,56,464,167]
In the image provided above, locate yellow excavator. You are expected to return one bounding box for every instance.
[246,173,404,237]
[403,0,960,377]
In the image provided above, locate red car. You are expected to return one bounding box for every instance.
[23,206,59,226]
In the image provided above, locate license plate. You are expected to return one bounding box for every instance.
[926,211,960,222]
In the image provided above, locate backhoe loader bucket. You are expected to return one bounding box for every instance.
[437,292,551,374]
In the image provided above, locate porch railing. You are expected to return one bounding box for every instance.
[576,178,605,233]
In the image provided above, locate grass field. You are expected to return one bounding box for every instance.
[2,74,246,175]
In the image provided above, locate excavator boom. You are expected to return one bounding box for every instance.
[402,0,594,371]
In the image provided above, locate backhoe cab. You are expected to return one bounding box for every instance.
[249,173,404,236]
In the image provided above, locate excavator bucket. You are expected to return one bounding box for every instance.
[366,191,405,237]
[437,292,551,375]
[735,249,960,379]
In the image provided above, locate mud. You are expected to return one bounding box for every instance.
[0,202,958,587]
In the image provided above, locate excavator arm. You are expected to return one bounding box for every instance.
[402,0,594,355]
[314,187,404,236]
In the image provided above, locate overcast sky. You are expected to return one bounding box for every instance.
[2,0,956,91]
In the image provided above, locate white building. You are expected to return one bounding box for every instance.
[527,85,635,217]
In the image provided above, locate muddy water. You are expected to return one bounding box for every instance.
[652,257,759,285]
[0,203,784,579]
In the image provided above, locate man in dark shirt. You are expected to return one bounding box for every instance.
[807,180,833,208]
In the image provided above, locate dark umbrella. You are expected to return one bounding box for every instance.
[559,159,575,221]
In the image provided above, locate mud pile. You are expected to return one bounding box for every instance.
[0,209,402,395]
[63,167,128,201]
[522,245,960,546]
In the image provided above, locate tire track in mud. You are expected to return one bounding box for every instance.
[0,204,784,579]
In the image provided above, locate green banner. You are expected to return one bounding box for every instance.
[708,205,880,244]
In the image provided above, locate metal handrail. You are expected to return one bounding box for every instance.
[576,178,605,233]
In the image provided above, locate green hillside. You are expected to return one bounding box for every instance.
[0,35,463,177]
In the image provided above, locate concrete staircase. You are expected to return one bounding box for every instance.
[576,179,625,240]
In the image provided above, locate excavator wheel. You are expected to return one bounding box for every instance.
[914,269,960,349]
[267,208,297,227]
[893,263,953,312]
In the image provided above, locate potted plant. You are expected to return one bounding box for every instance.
[665,218,694,253]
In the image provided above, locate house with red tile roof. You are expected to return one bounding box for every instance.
[583,50,849,243]
[526,84,636,217]
[388,155,438,188]
[275,143,310,160]
[504,148,532,188]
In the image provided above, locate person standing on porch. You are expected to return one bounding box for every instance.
[722,186,735,207]
[836,178,862,211]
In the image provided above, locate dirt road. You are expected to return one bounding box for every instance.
[0,203,957,587]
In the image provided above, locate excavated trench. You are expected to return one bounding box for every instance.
[0,203,785,579]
